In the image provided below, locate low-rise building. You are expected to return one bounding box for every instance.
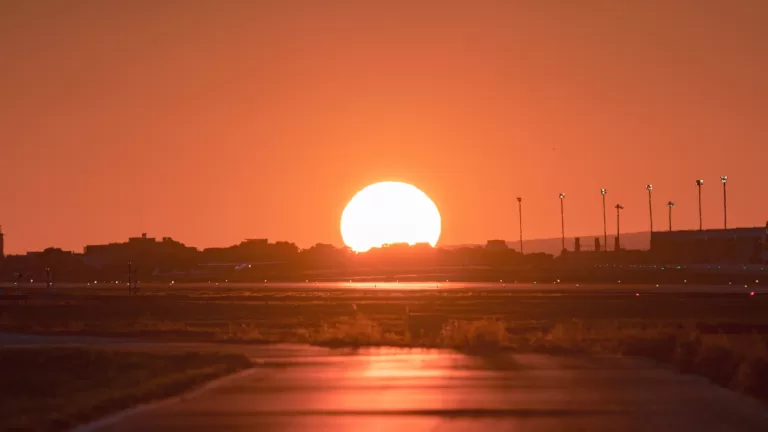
[651,225,766,264]
[485,239,509,251]
[84,233,198,268]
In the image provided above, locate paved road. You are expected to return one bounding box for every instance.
[78,345,768,432]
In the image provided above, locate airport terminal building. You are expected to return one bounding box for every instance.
[651,224,768,264]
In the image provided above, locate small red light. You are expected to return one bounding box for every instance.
[636,293,640,296]
[750,292,755,296]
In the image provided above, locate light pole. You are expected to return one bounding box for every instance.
[721,176,728,230]
[667,201,675,231]
[646,184,653,233]
[696,179,704,231]
[600,189,607,252]
[615,204,624,251]
[516,197,523,254]
[558,193,566,253]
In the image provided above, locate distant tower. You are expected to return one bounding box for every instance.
[0,226,5,259]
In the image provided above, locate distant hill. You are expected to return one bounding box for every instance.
[447,232,651,255]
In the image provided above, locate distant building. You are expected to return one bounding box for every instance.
[651,226,766,264]
[201,238,300,265]
[376,242,433,251]
[0,226,4,259]
[84,233,198,267]
[24,248,78,260]
[485,240,509,251]
[242,238,269,245]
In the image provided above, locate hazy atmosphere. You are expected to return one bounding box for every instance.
[2,0,767,253]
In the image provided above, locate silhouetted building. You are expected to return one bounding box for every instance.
[201,239,298,265]
[485,240,509,251]
[2,247,89,281]
[0,226,4,259]
[651,226,766,264]
[242,238,268,245]
[84,233,198,268]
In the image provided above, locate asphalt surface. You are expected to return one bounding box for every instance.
[73,344,768,432]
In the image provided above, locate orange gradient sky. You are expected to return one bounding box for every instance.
[1,0,766,254]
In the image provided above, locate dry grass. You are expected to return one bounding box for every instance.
[438,318,510,352]
[527,320,768,402]
[301,313,407,347]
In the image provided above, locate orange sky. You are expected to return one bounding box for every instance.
[1,0,766,254]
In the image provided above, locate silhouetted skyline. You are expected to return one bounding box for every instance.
[2,0,767,254]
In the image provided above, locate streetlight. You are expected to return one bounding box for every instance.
[600,189,607,252]
[615,204,624,251]
[558,193,566,253]
[721,176,728,230]
[696,179,704,231]
[646,184,653,233]
[667,201,675,231]
[516,197,523,254]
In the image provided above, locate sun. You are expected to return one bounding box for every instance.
[341,182,441,252]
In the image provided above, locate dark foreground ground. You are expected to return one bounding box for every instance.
[66,344,767,432]
[0,345,251,431]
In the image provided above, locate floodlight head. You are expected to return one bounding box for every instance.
[696,179,704,186]
[558,193,565,199]
[646,184,653,191]
[721,175,728,183]
[615,204,624,210]
[667,201,675,207]
[600,188,607,195]
[516,197,522,202]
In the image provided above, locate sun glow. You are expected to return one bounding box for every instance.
[341,182,441,252]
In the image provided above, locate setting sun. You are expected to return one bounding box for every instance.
[341,182,441,252]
